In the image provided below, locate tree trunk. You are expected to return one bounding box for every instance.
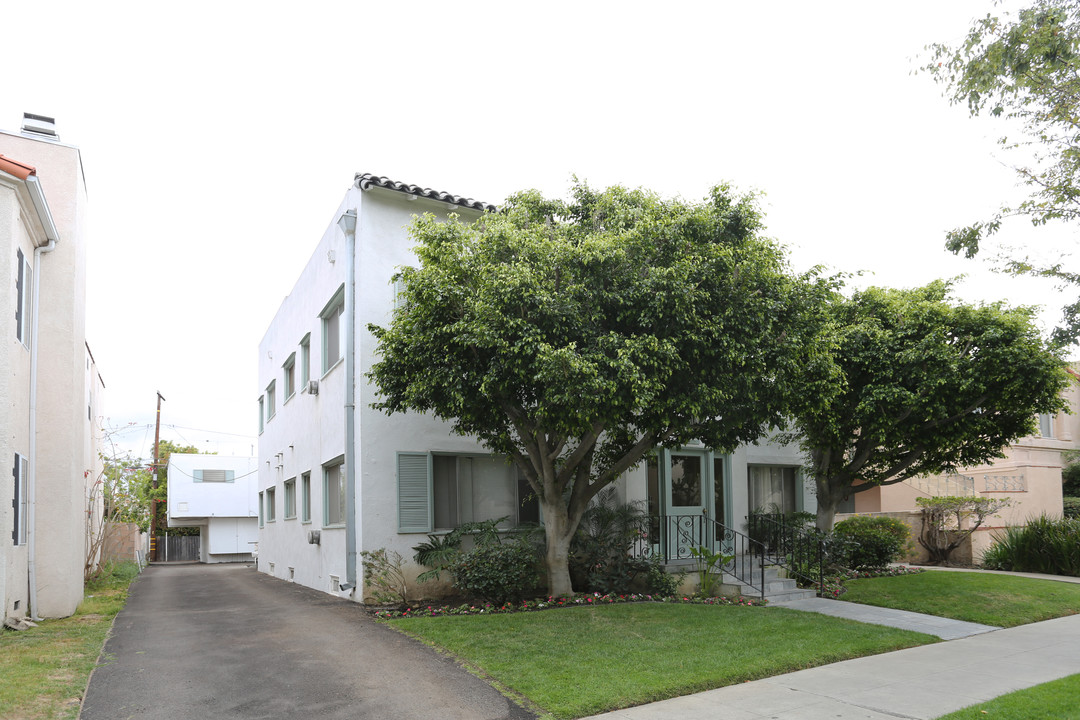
[814,477,840,533]
[541,497,577,597]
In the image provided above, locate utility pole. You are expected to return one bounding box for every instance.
[150,392,165,562]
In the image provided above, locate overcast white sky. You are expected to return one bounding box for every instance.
[5,1,1073,460]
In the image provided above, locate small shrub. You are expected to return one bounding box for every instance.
[570,488,650,594]
[689,545,733,596]
[916,496,1010,564]
[450,541,539,604]
[1063,497,1080,519]
[834,515,910,569]
[411,516,511,583]
[982,514,1080,576]
[642,559,681,596]
[360,548,409,606]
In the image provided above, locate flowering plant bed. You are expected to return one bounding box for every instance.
[820,565,926,599]
[371,591,766,619]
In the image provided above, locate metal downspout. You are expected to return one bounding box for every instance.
[27,175,59,620]
[340,207,358,594]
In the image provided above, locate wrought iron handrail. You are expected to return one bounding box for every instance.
[635,514,767,600]
[746,513,856,597]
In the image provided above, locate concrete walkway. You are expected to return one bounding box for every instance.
[582,568,1080,719]
[769,597,999,640]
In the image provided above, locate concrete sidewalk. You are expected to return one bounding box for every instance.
[582,613,1080,720]
[582,568,1080,720]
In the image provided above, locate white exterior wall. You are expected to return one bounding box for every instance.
[257,187,351,592]
[257,185,486,596]
[0,173,40,619]
[355,190,494,588]
[167,454,258,562]
[259,180,812,603]
[0,129,92,619]
[84,345,106,578]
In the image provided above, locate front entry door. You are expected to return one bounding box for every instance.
[668,452,707,558]
[648,449,730,561]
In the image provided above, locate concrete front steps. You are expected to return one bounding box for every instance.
[720,564,817,604]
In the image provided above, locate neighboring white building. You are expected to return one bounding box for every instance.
[256,174,813,602]
[167,454,259,563]
[1,114,102,620]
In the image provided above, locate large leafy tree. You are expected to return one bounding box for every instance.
[793,281,1068,532]
[368,182,833,596]
[926,0,1080,343]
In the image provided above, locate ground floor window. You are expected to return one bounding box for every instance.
[397,452,538,532]
[747,465,798,514]
[301,472,311,522]
[284,478,296,519]
[324,460,345,526]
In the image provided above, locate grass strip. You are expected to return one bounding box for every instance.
[0,562,139,720]
[934,672,1080,719]
[390,601,934,719]
[842,570,1080,627]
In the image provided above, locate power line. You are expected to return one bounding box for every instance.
[165,424,257,440]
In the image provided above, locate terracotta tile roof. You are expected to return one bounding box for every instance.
[355,173,496,212]
[0,154,36,181]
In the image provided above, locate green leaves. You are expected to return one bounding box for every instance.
[798,282,1068,530]
[367,179,831,593]
[926,0,1080,341]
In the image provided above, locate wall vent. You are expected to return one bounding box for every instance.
[330,575,340,592]
[307,530,321,545]
[268,562,275,574]
[21,113,58,140]
[288,566,295,582]
[303,379,319,396]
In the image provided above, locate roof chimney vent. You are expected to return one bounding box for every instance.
[21,113,58,141]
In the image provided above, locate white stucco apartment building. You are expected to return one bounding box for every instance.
[1,114,103,621]
[256,174,813,602]
[167,454,259,563]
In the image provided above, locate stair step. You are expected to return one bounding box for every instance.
[765,587,818,603]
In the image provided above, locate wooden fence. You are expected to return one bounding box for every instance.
[153,535,200,562]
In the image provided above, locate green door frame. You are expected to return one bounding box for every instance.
[649,448,732,559]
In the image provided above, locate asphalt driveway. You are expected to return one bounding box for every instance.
[80,563,535,720]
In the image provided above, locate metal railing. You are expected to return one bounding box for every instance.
[746,513,855,597]
[634,514,767,600]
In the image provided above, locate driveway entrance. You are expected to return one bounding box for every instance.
[80,563,534,719]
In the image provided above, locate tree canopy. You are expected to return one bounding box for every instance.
[792,281,1068,531]
[368,181,833,596]
[926,0,1080,343]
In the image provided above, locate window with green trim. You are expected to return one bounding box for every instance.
[284,477,296,519]
[396,452,538,533]
[321,287,345,374]
[324,459,345,526]
[283,353,296,401]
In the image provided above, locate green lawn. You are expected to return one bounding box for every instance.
[389,601,934,719]
[0,562,139,720]
[841,570,1080,627]
[934,673,1080,719]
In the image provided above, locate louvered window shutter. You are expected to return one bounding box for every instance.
[397,453,431,532]
[12,455,19,544]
